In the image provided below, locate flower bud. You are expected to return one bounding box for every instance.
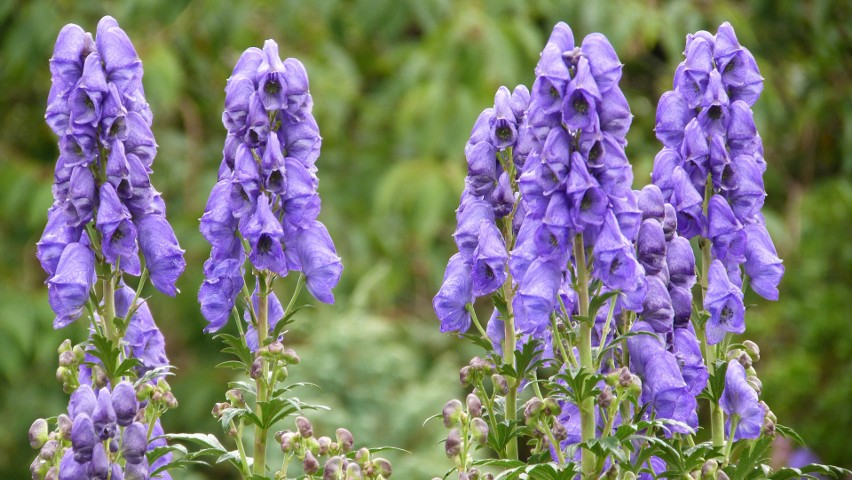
[336,428,354,453]
[598,386,614,409]
[470,417,488,445]
[282,348,300,364]
[163,391,178,409]
[91,366,108,390]
[701,459,718,479]
[44,466,58,480]
[345,462,363,479]
[374,457,392,477]
[747,376,762,394]
[225,389,245,406]
[303,451,320,475]
[93,388,117,440]
[466,394,482,418]
[469,356,491,373]
[112,381,138,427]
[109,438,119,453]
[280,431,297,453]
[543,397,561,417]
[743,340,760,362]
[39,439,58,461]
[442,399,463,428]
[29,419,49,449]
[491,374,508,395]
[445,428,461,458]
[135,382,154,401]
[267,341,284,355]
[726,348,744,362]
[296,416,313,438]
[58,350,76,367]
[552,419,568,442]
[617,367,632,388]
[58,339,73,354]
[212,402,230,418]
[57,414,72,440]
[323,455,344,480]
[600,463,619,478]
[762,417,776,437]
[71,413,97,463]
[459,366,472,386]
[760,401,777,423]
[250,357,264,379]
[622,472,637,480]
[72,345,86,363]
[55,366,71,384]
[122,422,148,464]
[717,471,730,480]
[355,447,371,466]
[737,352,753,370]
[318,436,332,455]
[88,442,109,480]
[745,366,757,378]
[628,375,643,396]
[523,398,544,424]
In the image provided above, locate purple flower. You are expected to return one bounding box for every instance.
[673,325,708,396]
[670,167,705,239]
[464,141,498,197]
[720,359,764,440]
[68,384,97,419]
[243,287,285,352]
[122,422,148,465]
[638,185,665,223]
[726,100,762,159]
[295,220,342,304]
[229,143,261,218]
[280,156,320,228]
[581,33,622,93]
[242,195,287,275]
[705,259,745,344]
[95,16,142,91]
[37,206,82,276]
[453,193,495,258]
[96,183,139,270]
[670,285,693,328]
[471,221,508,297]
[708,194,746,264]
[88,442,109,480]
[513,258,561,334]
[637,219,666,275]
[561,57,601,131]
[200,180,240,253]
[592,212,643,292]
[257,40,288,112]
[199,257,245,332]
[641,276,674,334]
[48,242,96,328]
[64,166,96,227]
[489,86,518,149]
[58,448,88,480]
[727,154,766,221]
[666,236,696,289]
[433,253,473,334]
[743,221,784,301]
[71,412,98,463]
[655,91,691,148]
[137,214,186,296]
[628,321,696,433]
[111,381,138,427]
[115,284,169,371]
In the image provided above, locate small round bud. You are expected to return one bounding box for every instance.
[268,341,284,355]
[225,389,245,406]
[762,418,776,437]
[618,367,632,388]
[303,451,320,475]
[445,428,461,458]
[523,398,544,424]
[459,366,472,386]
[491,374,508,395]
[345,462,363,479]
[726,348,744,362]
[336,428,354,452]
[250,357,264,379]
[55,366,70,384]
[628,375,643,396]
[605,369,620,386]
[39,439,58,460]
[280,431,297,453]
[323,455,344,479]
[551,419,568,442]
[163,391,178,409]
[374,457,392,477]
[543,397,561,417]
[355,447,370,466]
[57,414,72,440]
[44,466,58,480]
[745,366,757,378]
[701,459,718,479]
[282,348,300,364]
[747,376,762,394]
[598,386,614,409]
[738,352,753,370]
[58,339,73,354]
[470,417,488,445]
[717,471,730,480]
[29,419,49,449]
[466,394,482,418]
[318,436,332,455]
[212,402,229,418]
[92,366,108,390]
[72,345,86,363]
[295,416,313,438]
[622,472,637,480]
[58,350,76,367]
[442,399,463,428]
[469,356,491,373]
[136,383,154,401]
[743,340,760,362]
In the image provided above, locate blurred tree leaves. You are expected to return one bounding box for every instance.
[0,0,849,476]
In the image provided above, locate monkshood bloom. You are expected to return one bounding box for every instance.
[199,39,341,334]
[41,16,186,330]
[720,359,764,440]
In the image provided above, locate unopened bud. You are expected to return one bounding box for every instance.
[701,459,718,479]
[92,366,107,389]
[250,357,264,379]
[303,451,320,475]
[466,394,482,418]
[58,351,76,368]
[374,457,392,477]
[282,348,300,364]
[618,367,632,388]
[738,352,753,370]
[55,366,70,384]
[726,348,744,362]
[442,399,463,427]
[57,414,72,440]
[163,391,178,409]
[323,455,344,479]
[58,339,73,354]
[345,462,363,479]
[469,356,490,372]
[227,424,237,437]
[296,416,313,438]
[44,466,58,480]
[280,431,297,452]
[225,389,244,406]
[491,374,508,395]
[743,340,760,362]
[459,366,472,386]
[336,428,354,452]
[760,402,776,423]
[136,383,154,401]
[745,366,757,378]
[267,341,284,355]
[747,376,762,394]
[598,386,614,409]
[717,471,730,480]
[628,374,642,396]
[39,440,58,460]
[471,417,489,445]
[355,447,370,466]
[599,463,619,478]
[29,419,49,449]
[762,418,776,437]
[445,428,461,458]
[523,397,545,423]
[72,345,86,363]
[211,402,229,419]
[622,473,637,480]
[318,436,331,455]
[552,419,568,442]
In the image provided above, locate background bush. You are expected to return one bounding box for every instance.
[0,0,849,476]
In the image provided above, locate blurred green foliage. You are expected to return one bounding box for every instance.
[0,0,849,477]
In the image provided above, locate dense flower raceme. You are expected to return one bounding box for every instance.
[38,16,186,329]
[651,22,783,344]
[199,40,342,338]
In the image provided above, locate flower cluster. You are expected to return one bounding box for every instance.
[652,22,783,344]
[432,84,529,334]
[30,382,171,480]
[199,39,342,334]
[38,15,185,330]
[510,22,642,334]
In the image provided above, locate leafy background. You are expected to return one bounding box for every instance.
[0,0,849,477]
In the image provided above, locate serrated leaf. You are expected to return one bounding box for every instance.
[163,433,228,453]
[775,424,806,447]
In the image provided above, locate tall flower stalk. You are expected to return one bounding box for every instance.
[31,16,184,480]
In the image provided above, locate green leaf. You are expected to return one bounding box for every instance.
[163,433,228,453]
[271,304,314,340]
[216,333,253,367]
[775,423,806,447]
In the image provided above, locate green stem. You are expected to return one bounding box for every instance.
[573,234,596,478]
[253,276,270,476]
[543,417,567,465]
[467,304,489,339]
[501,282,518,461]
[724,415,739,464]
[232,419,251,478]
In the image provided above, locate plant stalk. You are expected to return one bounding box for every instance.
[253,280,270,476]
[573,234,596,478]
